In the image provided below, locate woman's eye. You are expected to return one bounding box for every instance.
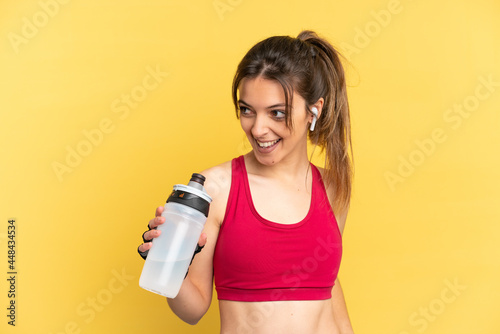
[239,106,251,116]
[271,110,286,120]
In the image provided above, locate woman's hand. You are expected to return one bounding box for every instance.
[137,206,165,258]
[137,206,207,260]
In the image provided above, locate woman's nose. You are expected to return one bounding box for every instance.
[251,114,270,138]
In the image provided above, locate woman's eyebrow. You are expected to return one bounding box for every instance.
[238,99,285,109]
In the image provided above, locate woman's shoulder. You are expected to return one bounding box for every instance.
[200,159,233,196]
[312,164,328,185]
[313,164,334,200]
[199,159,234,221]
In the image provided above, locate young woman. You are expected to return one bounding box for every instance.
[138,30,354,334]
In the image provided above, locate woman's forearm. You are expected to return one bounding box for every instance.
[331,278,355,334]
[166,276,211,325]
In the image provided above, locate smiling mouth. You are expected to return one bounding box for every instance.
[255,138,281,148]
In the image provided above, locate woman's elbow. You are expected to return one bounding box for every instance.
[168,299,210,325]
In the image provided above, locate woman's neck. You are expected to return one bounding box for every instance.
[244,151,312,183]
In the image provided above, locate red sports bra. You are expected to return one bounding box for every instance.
[213,156,342,302]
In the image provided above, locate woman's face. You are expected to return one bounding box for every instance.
[238,76,312,166]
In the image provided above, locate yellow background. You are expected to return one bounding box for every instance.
[1,0,499,333]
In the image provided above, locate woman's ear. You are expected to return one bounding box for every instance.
[310,97,324,121]
[309,98,324,131]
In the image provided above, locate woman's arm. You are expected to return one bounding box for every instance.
[165,163,231,324]
[331,278,354,334]
[166,216,219,325]
[329,193,354,333]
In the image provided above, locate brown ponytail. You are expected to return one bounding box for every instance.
[232,30,354,217]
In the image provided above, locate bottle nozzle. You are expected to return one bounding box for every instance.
[190,173,206,186]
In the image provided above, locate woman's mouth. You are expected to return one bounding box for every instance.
[256,139,280,147]
[255,138,281,152]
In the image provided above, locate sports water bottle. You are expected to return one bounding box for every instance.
[139,173,212,298]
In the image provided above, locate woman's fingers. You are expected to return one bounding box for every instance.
[198,232,208,247]
[138,228,161,254]
[138,242,152,253]
[139,206,166,259]
[148,209,165,230]
[143,229,161,242]
[155,205,164,217]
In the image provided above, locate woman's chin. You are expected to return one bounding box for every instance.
[250,150,280,166]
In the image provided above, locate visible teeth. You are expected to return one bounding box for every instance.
[257,139,280,148]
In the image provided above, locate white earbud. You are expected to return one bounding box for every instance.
[310,107,318,131]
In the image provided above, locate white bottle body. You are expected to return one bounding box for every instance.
[139,202,206,298]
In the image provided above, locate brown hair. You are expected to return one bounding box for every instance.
[231,30,353,216]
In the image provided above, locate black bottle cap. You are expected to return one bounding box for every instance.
[190,173,206,185]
